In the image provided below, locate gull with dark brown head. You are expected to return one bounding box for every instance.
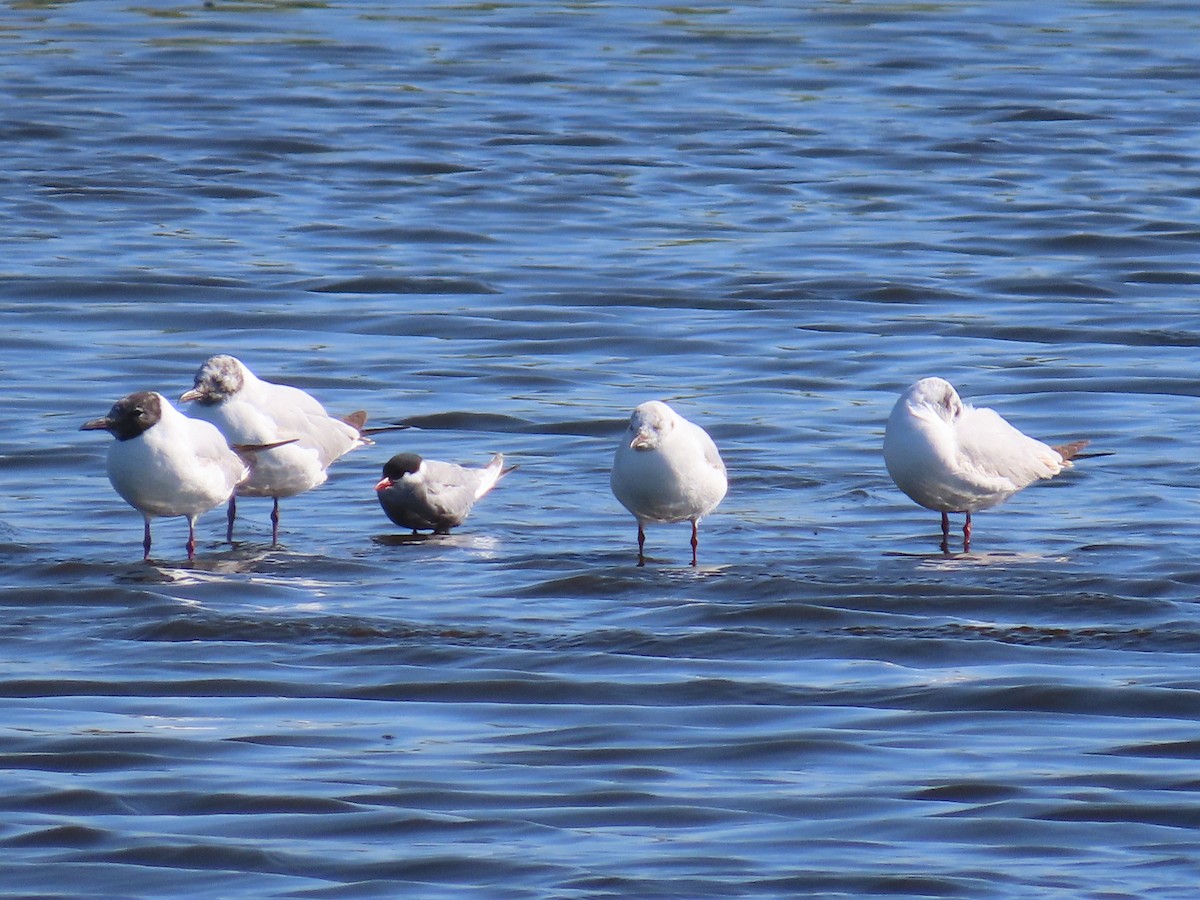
[81,391,250,561]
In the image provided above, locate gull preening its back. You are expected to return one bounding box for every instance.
[610,400,727,566]
[180,354,371,544]
[883,376,1093,553]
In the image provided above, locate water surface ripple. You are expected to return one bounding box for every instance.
[3,1,1200,896]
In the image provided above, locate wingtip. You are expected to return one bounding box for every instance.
[341,410,369,432]
[488,452,519,477]
[232,437,299,454]
[1052,439,1090,462]
[361,422,410,436]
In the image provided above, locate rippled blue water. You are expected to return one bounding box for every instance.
[5,1,1200,896]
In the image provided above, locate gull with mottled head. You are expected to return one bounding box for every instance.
[180,354,371,544]
[610,400,727,566]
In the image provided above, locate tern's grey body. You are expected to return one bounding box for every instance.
[375,452,510,534]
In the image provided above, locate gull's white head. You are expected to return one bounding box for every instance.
[900,376,966,425]
[626,400,678,451]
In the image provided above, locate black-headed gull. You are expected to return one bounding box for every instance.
[610,400,727,566]
[180,355,371,544]
[884,376,1092,553]
[81,391,251,561]
[375,452,514,535]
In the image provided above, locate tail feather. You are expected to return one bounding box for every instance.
[361,423,411,436]
[474,453,516,500]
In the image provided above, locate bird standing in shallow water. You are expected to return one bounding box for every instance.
[375,452,514,534]
[81,391,251,561]
[180,354,371,544]
[610,400,727,566]
[883,376,1093,553]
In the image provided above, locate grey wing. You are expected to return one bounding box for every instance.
[186,416,238,465]
[693,424,726,475]
[250,382,361,466]
[957,406,1064,490]
[276,405,361,466]
[420,460,485,527]
[188,418,250,488]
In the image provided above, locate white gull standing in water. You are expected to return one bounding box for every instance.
[883,376,1092,553]
[610,400,727,566]
[180,354,371,544]
[81,391,251,561]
